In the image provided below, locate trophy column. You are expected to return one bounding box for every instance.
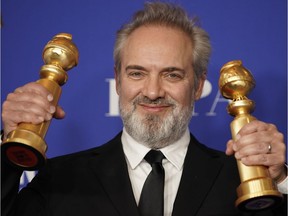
[219,60,282,211]
[1,33,79,170]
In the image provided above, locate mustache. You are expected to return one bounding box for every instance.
[133,96,176,106]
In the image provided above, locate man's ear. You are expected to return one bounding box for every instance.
[194,73,206,100]
[114,65,120,95]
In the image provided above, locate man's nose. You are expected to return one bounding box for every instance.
[142,76,165,100]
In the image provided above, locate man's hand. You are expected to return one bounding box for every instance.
[226,120,287,183]
[2,82,65,139]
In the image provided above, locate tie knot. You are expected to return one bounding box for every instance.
[144,150,165,166]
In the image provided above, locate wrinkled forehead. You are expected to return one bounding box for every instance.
[121,25,194,67]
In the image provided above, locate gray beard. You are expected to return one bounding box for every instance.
[120,96,194,149]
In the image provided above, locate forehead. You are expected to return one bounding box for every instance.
[121,25,193,66]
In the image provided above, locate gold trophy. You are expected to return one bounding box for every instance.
[1,33,79,170]
[219,60,283,211]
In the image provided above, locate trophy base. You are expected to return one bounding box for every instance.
[236,178,283,211]
[1,129,47,170]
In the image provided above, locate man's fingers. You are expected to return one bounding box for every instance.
[54,106,66,119]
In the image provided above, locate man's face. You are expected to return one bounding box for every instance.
[116,25,204,148]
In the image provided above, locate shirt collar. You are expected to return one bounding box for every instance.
[122,128,190,171]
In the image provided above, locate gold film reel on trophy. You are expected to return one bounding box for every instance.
[1,33,79,170]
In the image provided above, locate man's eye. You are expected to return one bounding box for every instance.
[166,73,183,80]
[128,71,144,79]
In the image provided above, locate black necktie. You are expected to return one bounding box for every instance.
[138,150,165,216]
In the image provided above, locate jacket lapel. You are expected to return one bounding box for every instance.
[86,132,225,216]
[172,134,224,216]
[88,133,140,216]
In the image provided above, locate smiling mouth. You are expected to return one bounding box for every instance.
[138,103,172,113]
[133,96,175,112]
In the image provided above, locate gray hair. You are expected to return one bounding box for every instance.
[113,1,211,89]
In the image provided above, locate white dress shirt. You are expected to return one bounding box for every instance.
[122,127,190,216]
[121,127,288,216]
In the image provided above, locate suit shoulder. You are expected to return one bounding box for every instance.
[189,133,236,164]
[44,132,122,169]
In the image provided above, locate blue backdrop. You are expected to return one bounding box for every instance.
[2,0,287,186]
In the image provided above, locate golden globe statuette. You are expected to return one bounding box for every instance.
[1,33,79,170]
[219,60,283,211]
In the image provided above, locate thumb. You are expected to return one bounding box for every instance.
[225,139,235,156]
[54,106,66,119]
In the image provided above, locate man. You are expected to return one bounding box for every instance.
[1,2,287,216]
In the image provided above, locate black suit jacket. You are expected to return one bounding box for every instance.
[2,132,286,216]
